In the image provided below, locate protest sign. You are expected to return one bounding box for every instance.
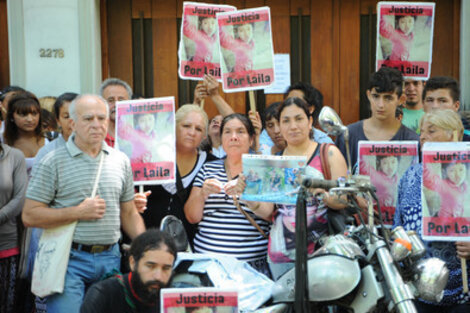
[115,97,176,185]
[358,141,419,225]
[217,7,275,93]
[241,154,307,205]
[178,2,236,81]
[376,2,435,80]
[422,142,470,241]
[161,288,238,313]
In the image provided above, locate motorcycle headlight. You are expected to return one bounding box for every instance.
[414,258,449,302]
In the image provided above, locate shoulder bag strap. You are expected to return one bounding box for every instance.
[225,160,268,239]
[91,152,105,197]
[320,143,332,180]
[233,198,268,239]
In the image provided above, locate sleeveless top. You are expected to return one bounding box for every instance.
[269,144,329,263]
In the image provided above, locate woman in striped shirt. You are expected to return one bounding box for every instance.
[185,113,271,276]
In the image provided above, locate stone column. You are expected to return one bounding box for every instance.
[7,0,101,97]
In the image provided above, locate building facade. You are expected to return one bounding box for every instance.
[0,0,464,122]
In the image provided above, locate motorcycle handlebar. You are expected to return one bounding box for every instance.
[301,177,339,189]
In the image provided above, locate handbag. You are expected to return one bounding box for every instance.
[319,143,351,235]
[31,153,105,298]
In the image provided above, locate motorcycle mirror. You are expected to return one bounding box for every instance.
[160,215,190,252]
[318,106,347,137]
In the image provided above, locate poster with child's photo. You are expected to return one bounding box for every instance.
[375,2,435,80]
[115,97,176,185]
[240,154,307,205]
[358,141,419,225]
[217,7,275,92]
[178,2,236,81]
[422,142,470,241]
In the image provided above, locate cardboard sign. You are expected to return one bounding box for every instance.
[422,142,470,241]
[217,7,275,92]
[178,2,236,81]
[161,288,238,313]
[241,154,307,204]
[115,97,176,185]
[376,2,435,80]
[358,141,419,225]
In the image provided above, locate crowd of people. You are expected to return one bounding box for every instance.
[0,67,469,313]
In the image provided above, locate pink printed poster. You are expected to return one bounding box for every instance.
[178,2,236,81]
[358,141,418,225]
[115,97,176,185]
[161,288,238,313]
[217,7,275,93]
[376,2,435,80]
[422,142,470,241]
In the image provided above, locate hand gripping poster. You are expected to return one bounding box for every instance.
[178,2,236,81]
[376,2,435,80]
[161,288,238,313]
[115,97,176,185]
[422,142,470,241]
[240,154,307,205]
[217,7,275,93]
[358,141,419,225]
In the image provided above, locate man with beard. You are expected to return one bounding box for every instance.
[80,229,177,313]
[401,79,425,133]
[99,78,132,147]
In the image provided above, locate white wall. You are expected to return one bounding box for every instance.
[461,0,470,111]
[7,0,101,97]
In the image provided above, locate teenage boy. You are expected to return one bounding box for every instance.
[402,79,425,133]
[335,67,419,173]
[422,76,470,141]
[259,102,286,155]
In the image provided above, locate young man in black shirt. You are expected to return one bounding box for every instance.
[335,67,419,173]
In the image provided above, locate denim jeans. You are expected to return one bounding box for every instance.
[44,243,120,313]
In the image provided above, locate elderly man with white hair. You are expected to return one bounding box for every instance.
[23,94,145,313]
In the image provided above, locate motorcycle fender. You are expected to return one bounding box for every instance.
[349,265,385,313]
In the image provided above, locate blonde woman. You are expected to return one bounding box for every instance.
[142,104,217,245]
[394,109,470,311]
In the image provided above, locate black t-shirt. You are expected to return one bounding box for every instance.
[335,120,419,173]
[80,273,158,313]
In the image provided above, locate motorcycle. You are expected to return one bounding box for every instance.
[268,107,449,313]
[160,107,449,313]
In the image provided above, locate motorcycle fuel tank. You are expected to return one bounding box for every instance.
[272,254,361,302]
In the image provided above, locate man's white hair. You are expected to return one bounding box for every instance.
[69,94,109,121]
